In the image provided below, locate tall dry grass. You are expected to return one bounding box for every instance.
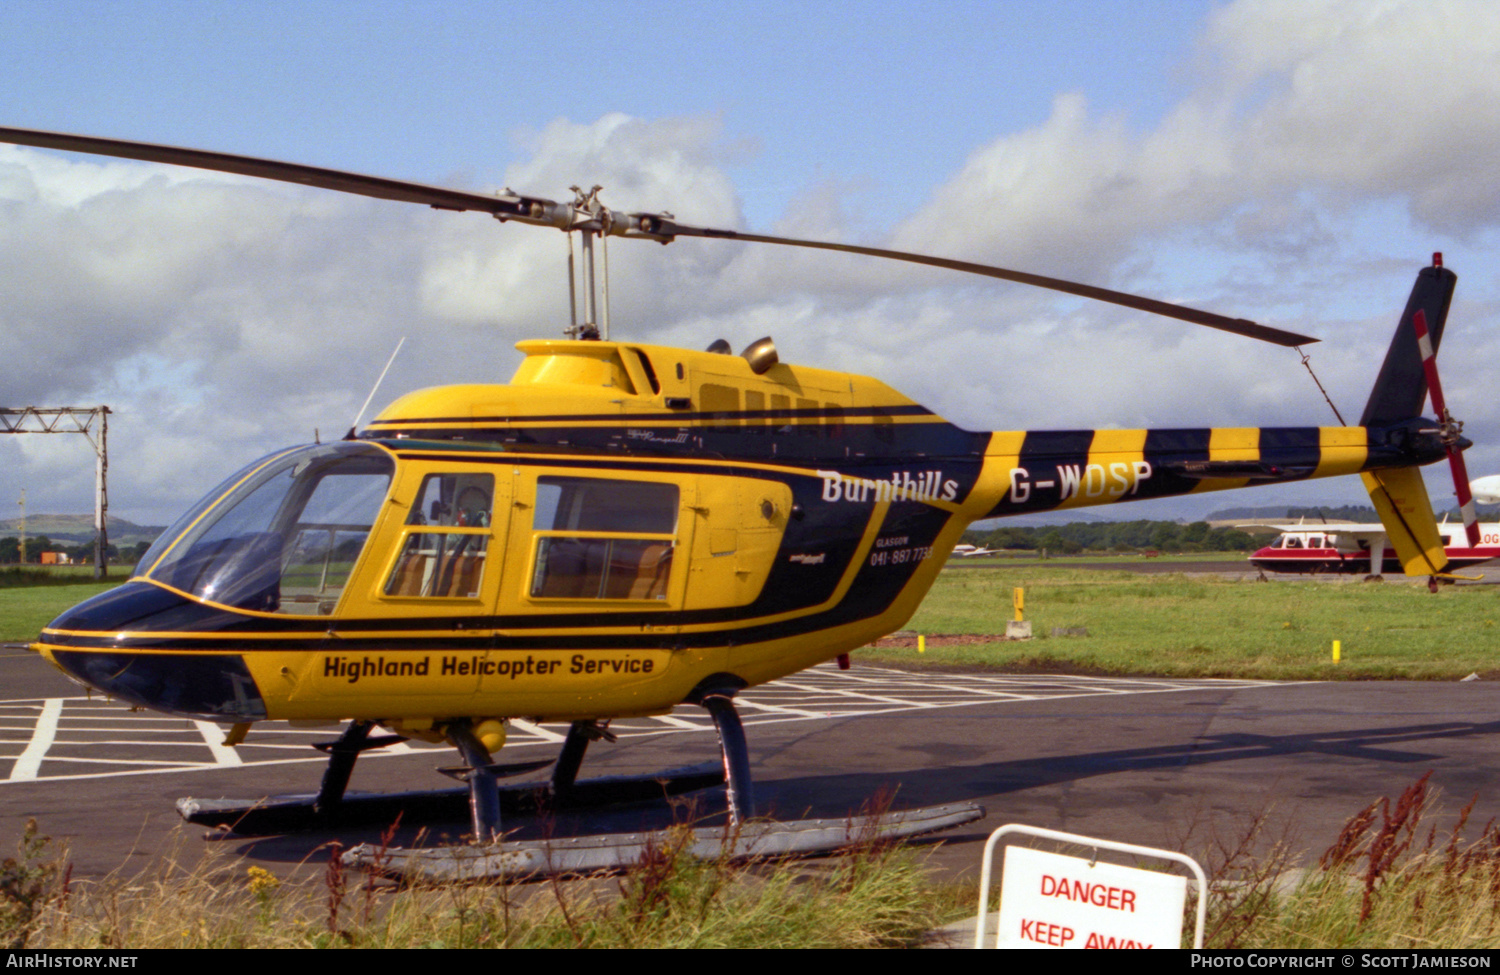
[1,819,946,949]
[1215,774,1500,949]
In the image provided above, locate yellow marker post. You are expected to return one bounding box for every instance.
[1013,587,1024,623]
[918,634,926,654]
[1332,640,1341,664]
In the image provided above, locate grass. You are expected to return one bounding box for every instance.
[0,581,120,643]
[864,565,1500,680]
[1,825,948,949]
[958,550,1250,566]
[0,565,126,588]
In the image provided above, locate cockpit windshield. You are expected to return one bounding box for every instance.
[140,442,394,615]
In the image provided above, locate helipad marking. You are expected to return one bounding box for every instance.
[9,698,60,781]
[194,720,243,766]
[0,666,1295,783]
[508,719,567,743]
[648,714,701,729]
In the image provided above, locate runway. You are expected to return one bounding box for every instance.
[1,646,1497,886]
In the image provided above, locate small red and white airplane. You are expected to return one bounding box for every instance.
[1245,478,1500,575]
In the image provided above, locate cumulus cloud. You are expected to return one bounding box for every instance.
[1209,0,1500,233]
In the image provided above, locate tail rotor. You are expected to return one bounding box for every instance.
[1408,258,1480,546]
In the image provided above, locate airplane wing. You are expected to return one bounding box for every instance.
[1235,522,1383,536]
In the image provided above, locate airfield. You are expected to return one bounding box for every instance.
[3,563,1499,887]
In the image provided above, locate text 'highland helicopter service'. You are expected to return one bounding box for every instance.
[1,126,1475,879]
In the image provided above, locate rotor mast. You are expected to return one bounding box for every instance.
[562,186,609,340]
[551,185,618,341]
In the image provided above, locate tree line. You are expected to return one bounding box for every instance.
[964,519,1258,556]
[0,535,153,566]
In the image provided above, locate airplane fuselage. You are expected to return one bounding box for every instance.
[1249,524,1500,575]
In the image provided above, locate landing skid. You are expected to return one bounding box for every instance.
[178,686,984,879]
[343,802,987,883]
[177,763,725,836]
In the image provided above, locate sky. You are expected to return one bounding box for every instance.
[2,0,1500,528]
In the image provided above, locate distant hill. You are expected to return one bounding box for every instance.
[1207,504,1376,522]
[967,510,1113,531]
[0,514,165,544]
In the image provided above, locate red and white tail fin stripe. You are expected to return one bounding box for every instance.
[1411,305,1481,547]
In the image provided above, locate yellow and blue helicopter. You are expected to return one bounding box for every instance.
[1,127,1470,877]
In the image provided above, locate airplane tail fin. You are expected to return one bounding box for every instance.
[1358,260,1459,576]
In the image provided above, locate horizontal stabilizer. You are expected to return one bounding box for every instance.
[1360,467,1448,576]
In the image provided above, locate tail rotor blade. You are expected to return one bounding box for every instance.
[1411,307,1481,547]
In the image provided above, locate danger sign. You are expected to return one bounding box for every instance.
[996,846,1187,949]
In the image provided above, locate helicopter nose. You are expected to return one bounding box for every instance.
[38,582,268,723]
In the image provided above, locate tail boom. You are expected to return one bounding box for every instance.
[974,421,1446,520]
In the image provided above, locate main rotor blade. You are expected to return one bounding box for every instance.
[631,218,1316,346]
[0,126,544,218]
[1,126,1315,345]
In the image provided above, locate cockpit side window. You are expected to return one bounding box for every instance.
[144,443,394,615]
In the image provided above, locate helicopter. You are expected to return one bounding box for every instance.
[2,126,1471,878]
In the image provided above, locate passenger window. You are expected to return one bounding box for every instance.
[745,390,766,433]
[530,476,678,600]
[384,473,493,599]
[797,397,818,436]
[825,401,842,439]
[407,473,493,527]
[385,532,489,598]
[700,383,738,419]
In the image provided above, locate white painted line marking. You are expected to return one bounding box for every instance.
[0,667,1306,783]
[651,714,704,729]
[508,719,567,742]
[193,721,243,767]
[9,699,61,781]
[735,698,840,718]
[39,756,220,769]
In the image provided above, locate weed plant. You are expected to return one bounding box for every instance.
[2,824,945,949]
[1227,774,1500,949]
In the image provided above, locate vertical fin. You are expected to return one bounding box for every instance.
[1360,266,1457,426]
[1360,467,1448,575]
